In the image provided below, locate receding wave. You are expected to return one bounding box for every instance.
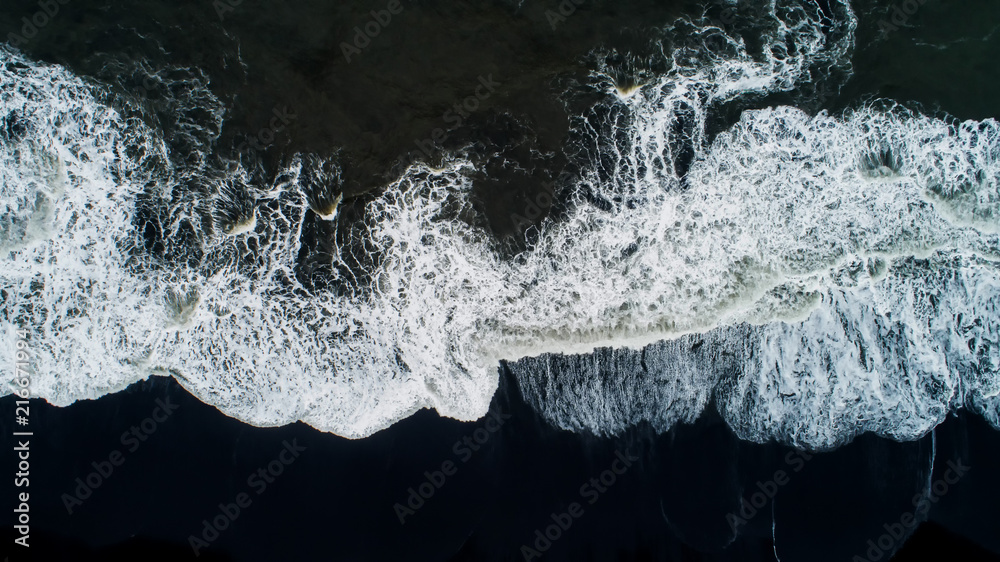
[2,0,997,444]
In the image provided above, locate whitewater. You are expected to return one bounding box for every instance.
[2,0,997,447]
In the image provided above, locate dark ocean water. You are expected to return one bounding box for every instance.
[2,0,689,239]
[3,0,1000,560]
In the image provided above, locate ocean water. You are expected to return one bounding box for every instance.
[2,0,1000,559]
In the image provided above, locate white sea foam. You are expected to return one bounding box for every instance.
[2,0,998,444]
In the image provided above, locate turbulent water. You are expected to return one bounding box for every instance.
[2,0,998,446]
